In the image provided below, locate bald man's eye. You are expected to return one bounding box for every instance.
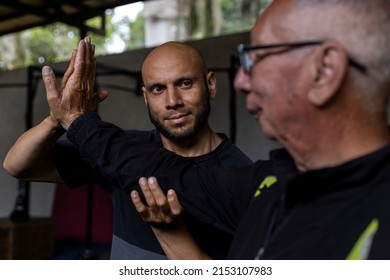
[179,80,193,89]
[150,85,164,95]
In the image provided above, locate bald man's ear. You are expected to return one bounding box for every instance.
[142,86,148,106]
[308,42,348,106]
[206,72,217,100]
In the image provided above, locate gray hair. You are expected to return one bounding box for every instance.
[292,0,390,86]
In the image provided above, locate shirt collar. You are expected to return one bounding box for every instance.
[270,145,390,204]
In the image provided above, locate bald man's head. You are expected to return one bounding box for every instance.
[142,42,208,81]
[140,42,216,143]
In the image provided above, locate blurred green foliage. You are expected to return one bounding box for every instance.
[0,0,270,71]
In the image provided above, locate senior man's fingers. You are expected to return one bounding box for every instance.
[72,39,87,83]
[61,49,76,91]
[42,66,59,104]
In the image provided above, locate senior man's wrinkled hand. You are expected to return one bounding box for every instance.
[42,37,103,130]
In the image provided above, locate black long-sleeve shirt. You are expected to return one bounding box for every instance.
[54,118,254,259]
[66,112,390,259]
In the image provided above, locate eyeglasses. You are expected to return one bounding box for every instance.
[237,41,367,74]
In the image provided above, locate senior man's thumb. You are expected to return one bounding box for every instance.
[42,66,58,99]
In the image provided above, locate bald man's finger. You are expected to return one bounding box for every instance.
[167,189,183,216]
[138,177,157,208]
[131,190,150,220]
[148,177,170,215]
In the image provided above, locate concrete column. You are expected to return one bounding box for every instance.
[144,0,191,46]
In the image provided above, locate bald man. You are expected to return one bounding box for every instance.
[4,41,252,259]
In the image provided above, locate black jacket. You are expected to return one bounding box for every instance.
[67,112,390,259]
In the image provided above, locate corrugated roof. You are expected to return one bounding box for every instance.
[0,0,146,36]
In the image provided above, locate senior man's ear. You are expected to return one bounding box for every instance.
[308,41,348,107]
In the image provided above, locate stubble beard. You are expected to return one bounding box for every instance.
[148,92,211,144]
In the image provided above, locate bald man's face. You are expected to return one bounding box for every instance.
[142,44,216,143]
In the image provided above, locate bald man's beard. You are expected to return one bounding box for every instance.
[147,92,211,144]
